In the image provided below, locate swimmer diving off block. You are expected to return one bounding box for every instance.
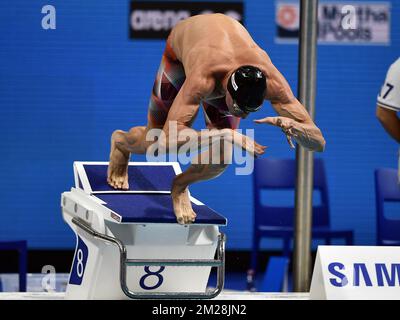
[108,14,326,225]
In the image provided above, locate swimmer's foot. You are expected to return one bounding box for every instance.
[107,130,130,190]
[171,185,197,225]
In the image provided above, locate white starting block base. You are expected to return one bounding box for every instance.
[62,162,227,300]
[64,218,222,299]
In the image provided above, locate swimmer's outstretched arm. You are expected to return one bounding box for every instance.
[255,98,325,152]
[255,66,326,152]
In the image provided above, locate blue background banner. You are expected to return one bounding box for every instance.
[0,0,399,249]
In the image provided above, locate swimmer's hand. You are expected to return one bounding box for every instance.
[247,139,268,157]
[254,116,297,149]
[230,131,267,157]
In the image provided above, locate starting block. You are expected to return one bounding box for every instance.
[61,162,227,299]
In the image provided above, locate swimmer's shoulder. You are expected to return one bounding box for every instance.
[183,69,216,100]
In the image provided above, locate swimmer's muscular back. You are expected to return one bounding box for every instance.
[168,14,292,102]
[170,14,259,68]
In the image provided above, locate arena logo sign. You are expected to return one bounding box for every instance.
[129,1,244,39]
[276,1,390,45]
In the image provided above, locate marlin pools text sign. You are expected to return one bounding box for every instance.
[310,246,400,299]
[276,1,390,45]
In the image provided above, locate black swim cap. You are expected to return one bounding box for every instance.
[227,65,266,113]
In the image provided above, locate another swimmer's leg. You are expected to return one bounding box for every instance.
[108,126,147,189]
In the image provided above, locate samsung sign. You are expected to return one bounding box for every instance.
[328,262,400,287]
[276,1,390,45]
[130,1,244,39]
[310,246,400,300]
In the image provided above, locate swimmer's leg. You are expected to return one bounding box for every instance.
[107,126,147,189]
[108,37,184,190]
[171,102,239,224]
[171,138,232,224]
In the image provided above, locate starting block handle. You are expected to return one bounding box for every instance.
[126,259,222,267]
[71,217,225,300]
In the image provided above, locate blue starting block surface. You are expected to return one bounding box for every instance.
[96,194,226,224]
[80,164,176,192]
[74,162,227,225]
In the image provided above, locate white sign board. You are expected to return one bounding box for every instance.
[310,246,400,300]
[276,1,391,45]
